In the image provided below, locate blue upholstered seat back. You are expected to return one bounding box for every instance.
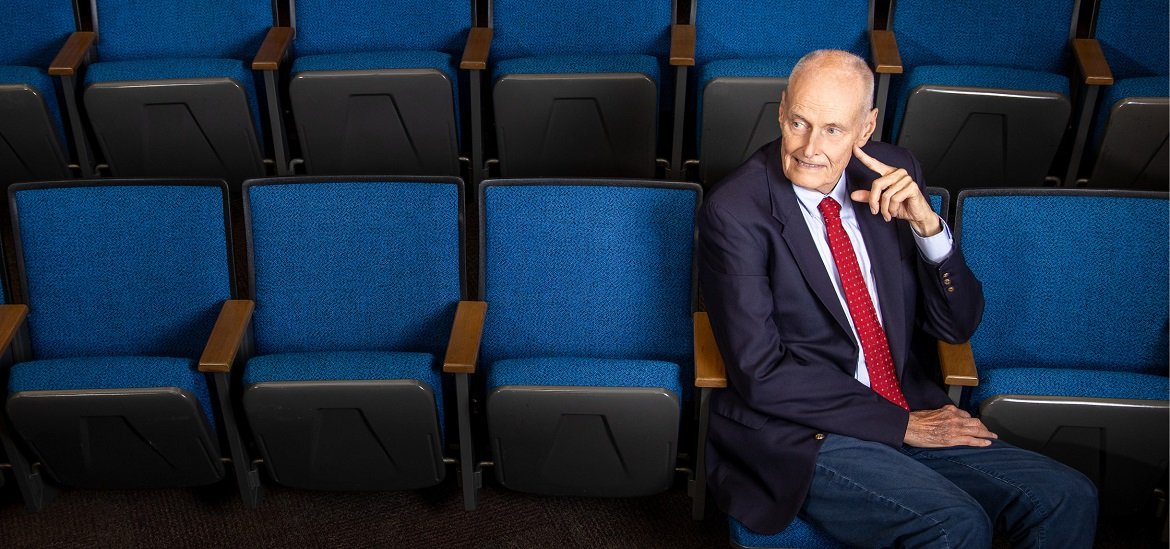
[292,0,470,57]
[12,182,232,360]
[479,181,697,372]
[956,190,1169,377]
[245,179,462,357]
[0,1,76,67]
[694,0,869,67]
[490,0,672,62]
[1095,0,1169,80]
[92,0,270,62]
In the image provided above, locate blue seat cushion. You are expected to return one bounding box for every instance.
[0,64,66,144]
[892,64,1070,139]
[1093,75,1170,147]
[729,516,845,549]
[492,54,661,86]
[970,367,1170,411]
[7,355,214,423]
[486,357,682,398]
[244,351,444,432]
[83,57,263,143]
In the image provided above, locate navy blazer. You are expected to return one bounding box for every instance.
[698,139,985,534]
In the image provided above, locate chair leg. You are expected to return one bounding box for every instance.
[456,373,480,510]
[691,387,713,520]
[1,428,56,512]
[212,372,263,508]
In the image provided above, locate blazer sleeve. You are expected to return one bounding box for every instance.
[698,198,910,449]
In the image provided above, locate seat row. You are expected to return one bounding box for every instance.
[0,177,1165,549]
[0,0,1165,201]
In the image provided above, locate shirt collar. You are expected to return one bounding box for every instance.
[792,171,850,220]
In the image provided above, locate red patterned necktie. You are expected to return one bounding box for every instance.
[818,197,909,410]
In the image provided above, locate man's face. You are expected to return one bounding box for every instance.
[777,67,877,194]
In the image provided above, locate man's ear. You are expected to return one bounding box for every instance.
[856,107,879,146]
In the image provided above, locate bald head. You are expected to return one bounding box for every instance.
[788,49,875,114]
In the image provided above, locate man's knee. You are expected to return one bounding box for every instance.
[925,499,994,548]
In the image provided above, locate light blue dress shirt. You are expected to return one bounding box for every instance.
[790,173,952,387]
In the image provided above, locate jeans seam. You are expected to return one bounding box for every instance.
[815,461,954,549]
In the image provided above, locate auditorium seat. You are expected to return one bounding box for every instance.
[887,0,1081,195]
[478,178,699,497]
[284,0,479,178]
[481,0,686,178]
[712,185,952,548]
[1081,0,1168,190]
[954,188,1169,515]
[3,179,259,508]
[78,0,282,185]
[0,0,87,185]
[688,0,893,186]
[237,176,480,509]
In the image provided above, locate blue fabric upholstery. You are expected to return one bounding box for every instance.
[8,356,214,421]
[1095,0,1169,80]
[693,0,868,66]
[291,0,470,56]
[92,0,270,62]
[890,65,1071,144]
[490,0,671,61]
[972,368,1170,407]
[480,181,697,393]
[729,515,844,549]
[0,1,76,67]
[13,184,231,361]
[956,191,1169,409]
[246,180,462,357]
[487,358,682,398]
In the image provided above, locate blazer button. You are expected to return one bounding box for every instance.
[814,433,825,440]
[942,272,950,278]
[943,278,952,285]
[947,287,955,293]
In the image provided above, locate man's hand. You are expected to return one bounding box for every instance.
[904,404,998,448]
[849,145,941,237]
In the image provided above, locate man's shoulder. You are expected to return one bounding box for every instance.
[704,141,776,212]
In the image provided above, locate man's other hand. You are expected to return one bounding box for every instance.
[904,404,998,448]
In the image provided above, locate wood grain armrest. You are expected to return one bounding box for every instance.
[1072,38,1114,86]
[252,26,293,71]
[670,24,696,67]
[694,312,727,388]
[198,300,254,373]
[938,340,978,387]
[869,30,903,74]
[460,27,492,71]
[48,31,96,77]
[0,304,28,355]
[444,300,486,374]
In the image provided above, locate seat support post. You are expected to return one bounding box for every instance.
[470,70,485,187]
[691,386,713,520]
[1,426,56,512]
[671,65,689,178]
[213,371,262,508]
[58,73,94,178]
[456,372,479,510]
[1063,85,1100,186]
[262,70,291,176]
[874,73,891,142]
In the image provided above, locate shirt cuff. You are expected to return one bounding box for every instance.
[913,215,953,264]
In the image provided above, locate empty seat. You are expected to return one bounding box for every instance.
[239,176,480,509]
[0,0,80,184]
[3,179,258,507]
[888,0,1079,193]
[483,0,683,178]
[955,188,1169,515]
[285,0,475,177]
[479,178,700,496]
[689,0,884,186]
[80,0,278,185]
[1083,0,1169,190]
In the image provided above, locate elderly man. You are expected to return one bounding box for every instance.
[698,49,1098,547]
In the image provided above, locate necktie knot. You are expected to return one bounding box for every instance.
[818,197,841,221]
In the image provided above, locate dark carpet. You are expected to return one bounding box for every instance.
[0,473,1164,548]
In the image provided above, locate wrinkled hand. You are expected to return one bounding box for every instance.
[849,146,941,237]
[904,404,998,448]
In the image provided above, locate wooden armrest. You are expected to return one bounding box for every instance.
[670,24,696,67]
[460,27,492,71]
[48,31,96,77]
[869,30,903,74]
[0,304,28,355]
[694,312,727,388]
[937,341,978,387]
[1072,38,1114,86]
[444,300,486,374]
[252,26,293,71]
[198,300,254,373]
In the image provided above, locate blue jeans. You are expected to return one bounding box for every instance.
[800,435,1098,548]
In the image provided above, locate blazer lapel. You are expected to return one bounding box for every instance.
[846,160,909,374]
[766,144,854,342]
